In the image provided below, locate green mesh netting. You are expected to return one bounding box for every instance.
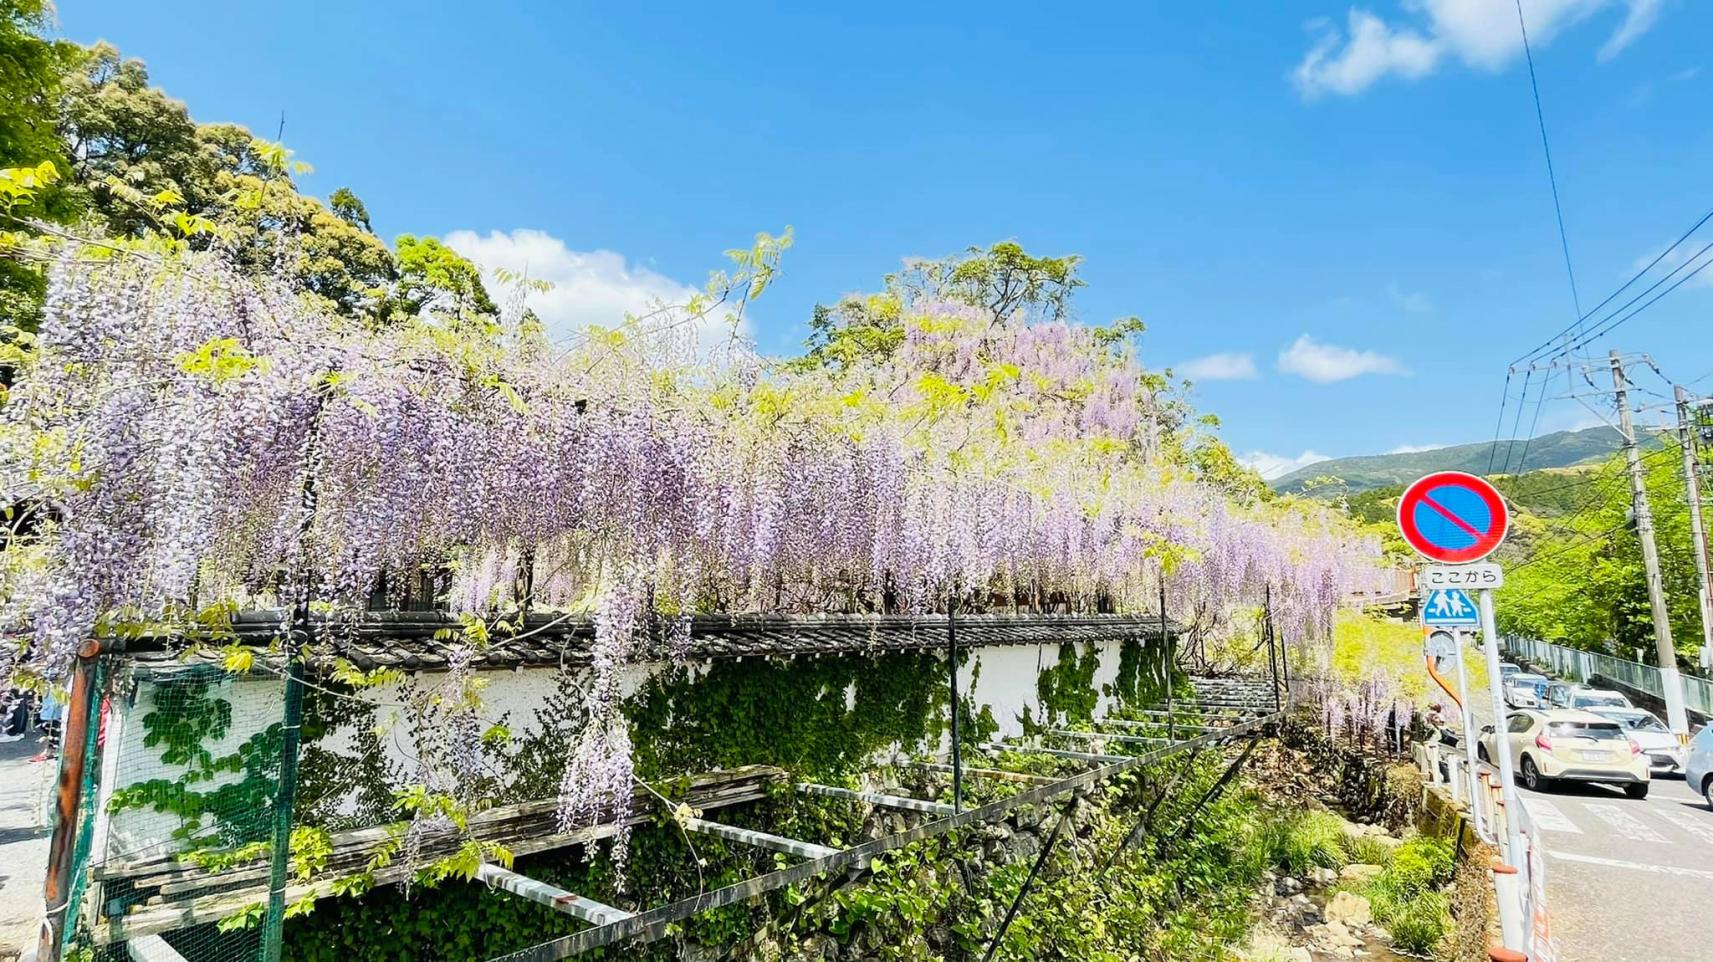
[66,661,291,962]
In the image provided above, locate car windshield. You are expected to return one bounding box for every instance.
[1546,721,1626,741]
[1611,713,1667,733]
[1512,675,1547,686]
[1575,693,1628,707]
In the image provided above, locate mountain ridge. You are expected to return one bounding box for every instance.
[1268,426,1648,495]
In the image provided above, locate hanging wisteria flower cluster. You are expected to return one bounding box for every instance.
[0,244,1382,853]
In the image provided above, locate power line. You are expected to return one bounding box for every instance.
[1559,248,1713,354]
[1511,207,1713,368]
[1516,0,1583,325]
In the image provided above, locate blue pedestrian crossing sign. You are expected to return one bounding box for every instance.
[1422,588,1478,626]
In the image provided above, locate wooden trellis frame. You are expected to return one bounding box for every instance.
[482,676,1285,962]
[98,669,1282,960]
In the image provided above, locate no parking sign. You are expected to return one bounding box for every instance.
[1396,471,1509,564]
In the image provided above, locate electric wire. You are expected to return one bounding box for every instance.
[1516,0,1583,325]
[1511,207,1713,368]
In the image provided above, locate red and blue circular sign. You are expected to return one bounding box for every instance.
[1396,471,1509,564]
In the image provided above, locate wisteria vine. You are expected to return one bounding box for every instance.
[0,245,1381,865]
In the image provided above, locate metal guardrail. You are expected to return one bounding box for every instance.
[1502,635,1713,717]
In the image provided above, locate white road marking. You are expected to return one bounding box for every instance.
[1548,850,1713,881]
[1520,797,1582,834]
[1582,801,1668,842]
[1654,807,1713,847]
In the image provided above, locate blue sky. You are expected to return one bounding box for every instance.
[57,1,1713,476]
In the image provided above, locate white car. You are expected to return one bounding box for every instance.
[1504,672,1550,709]
[1687,725,1713,808]
[1590,707,1683,776]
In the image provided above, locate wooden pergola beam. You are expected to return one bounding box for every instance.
[985,742,1129,765]
[682,818,840,861]
[1098,719,1226,734]
[912,762,1056,786]
[128,935,188,962]
[796,783,957,817]
[477,863,634,927]
[1047,728,1171,746]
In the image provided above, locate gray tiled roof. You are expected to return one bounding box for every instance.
[121,611,1183,671]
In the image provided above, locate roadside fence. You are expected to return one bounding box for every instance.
[1501,635,1713,718]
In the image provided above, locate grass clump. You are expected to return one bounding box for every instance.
[1266,809,1349,875]
[1339,833,1395,867]
[1358,836,1455,955]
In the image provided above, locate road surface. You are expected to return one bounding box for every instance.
[1518,774,1711,962]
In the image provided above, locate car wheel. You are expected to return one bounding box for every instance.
[1520,756,1544,791]
[1703,777,1713,810]
[1625,783,1649,800]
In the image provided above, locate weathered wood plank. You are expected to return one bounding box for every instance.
[93,767,784,944]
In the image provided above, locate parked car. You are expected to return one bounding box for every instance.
[1589,707,1683,776]
[1688,725,1713,808]
[1504,672,1550,708]
[1545,683,1634,711]
[1478,709,1650,798]
[1499,662,1521,684]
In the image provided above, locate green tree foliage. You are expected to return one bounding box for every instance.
[1496,449,1705,661]
[58,44,402,315]
[800,241,1085,371]
[0,0,78,329]
[384,233,500,323]
[0,35,497,326]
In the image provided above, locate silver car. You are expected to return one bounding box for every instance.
[1590,708,1683,776]
[1688,724,1713,808]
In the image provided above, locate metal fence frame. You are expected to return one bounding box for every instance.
[1502,635,1713,717]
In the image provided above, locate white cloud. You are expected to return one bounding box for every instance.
[1387,443,1446,454]
[443,228,742,342]
[1598,0,1662,61]
[1627,239,1713,291]
[1240,450,1332,481]
[1295,10,1440,98]
[1277,335,1411,383]
[1179,352,1259,381]
[1388,282,1431,314]
[1294,1,1666,98]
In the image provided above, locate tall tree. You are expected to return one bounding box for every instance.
[0,0,78,330]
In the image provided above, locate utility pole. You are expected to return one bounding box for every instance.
[1611,351,1689,737]
[1675,385,1713,674]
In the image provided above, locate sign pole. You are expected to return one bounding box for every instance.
[1479,589,1525,869]
[1452,628,1483,838]
[1398,470,1525,954]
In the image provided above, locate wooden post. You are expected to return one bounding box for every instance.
[1160,577,1173,742]
[39,639,103,962]
[947,581,963,814]
[1265,583,1281,712]
[263,383,329,962]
